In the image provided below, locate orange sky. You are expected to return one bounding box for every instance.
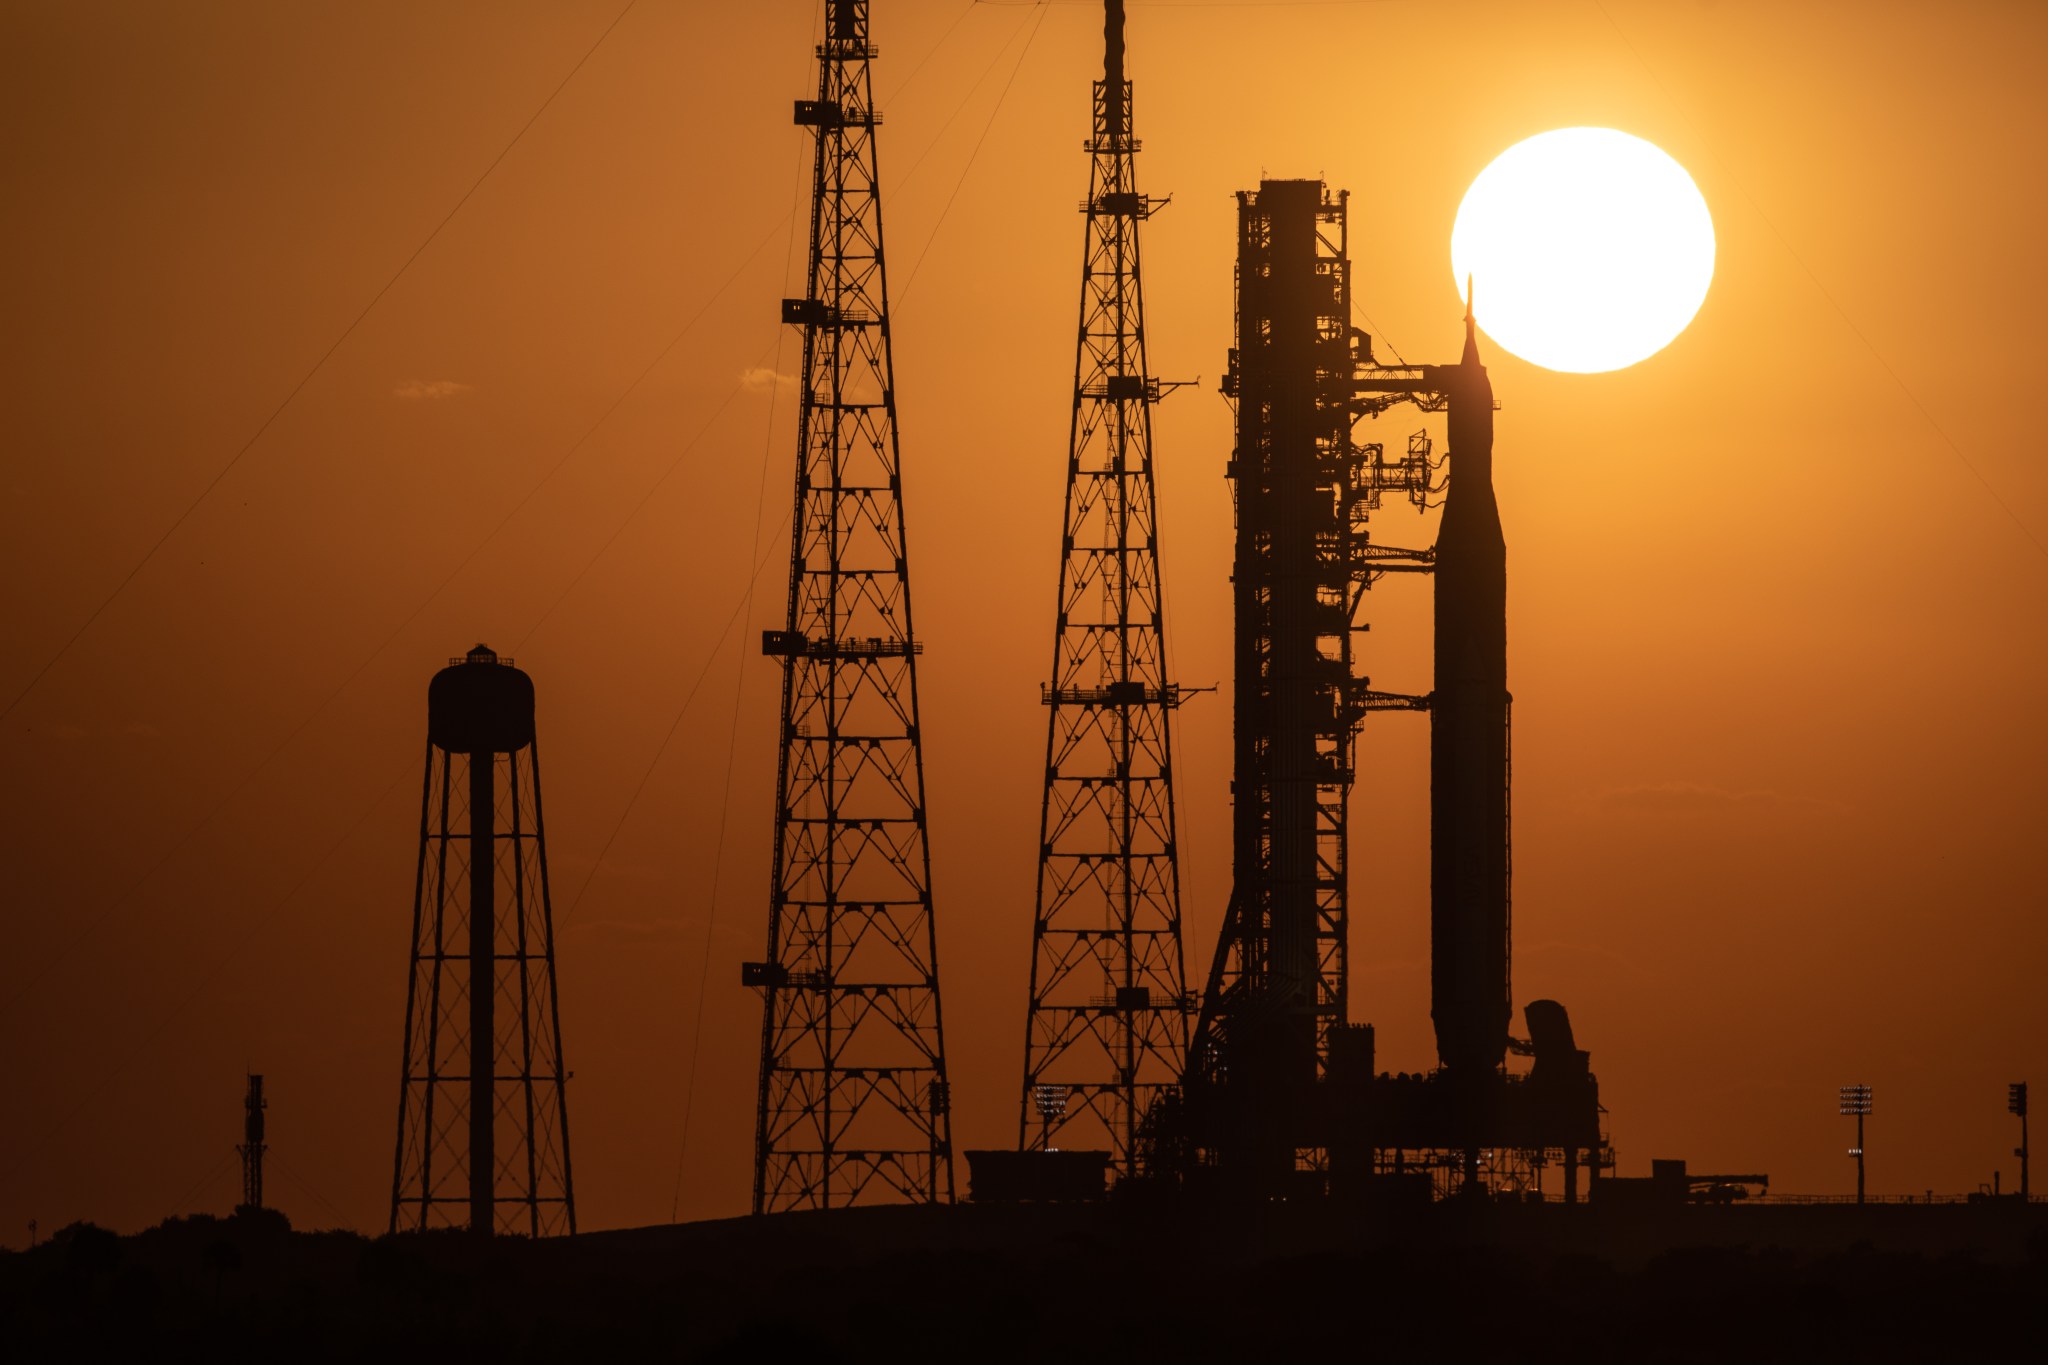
[2,0,2044,1240]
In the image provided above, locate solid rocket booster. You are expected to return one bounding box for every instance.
[1430,294,1511,1078]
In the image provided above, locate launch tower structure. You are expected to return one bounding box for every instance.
[1018,0,1193,1177]
[746,0,955,1213]
[1173,181,1603,1200]
[1185,181,1434,1184]
[391,645,576,1236]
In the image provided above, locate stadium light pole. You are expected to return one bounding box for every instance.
[1840,1084,1872,1204]
[1033,1085,1069,1152]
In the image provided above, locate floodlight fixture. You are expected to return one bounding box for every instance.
[1031,1083,1070,1153]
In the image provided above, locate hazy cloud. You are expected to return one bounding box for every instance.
[393,378,472,400]
[740,366,795,392]
[1598,781,1842,814]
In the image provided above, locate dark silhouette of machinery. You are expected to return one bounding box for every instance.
[744,0,954,1213]
[1164,180,1606,1200]
[236,1073,266,1213]
[1016,0,1193,1180]
[391,644,575,1235]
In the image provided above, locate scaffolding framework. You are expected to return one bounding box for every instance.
[1019,0,1191,1178]
[1179,182,1438,1188]
[1194,185,1418,1093]
[747,0,953,1214]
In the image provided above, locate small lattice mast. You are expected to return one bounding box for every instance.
[236,1073,267,1212]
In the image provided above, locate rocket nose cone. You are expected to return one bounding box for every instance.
[1461,276,1483,369]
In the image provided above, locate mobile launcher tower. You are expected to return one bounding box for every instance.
[1162,181,1608,1202]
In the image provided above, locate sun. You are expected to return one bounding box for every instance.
[1451,127,1715,374]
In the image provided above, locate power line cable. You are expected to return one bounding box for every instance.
[0,219,789,1023]
[975,0,1405,7]
[668,61,820,1221]
[666,2,1054,1219]
[888,0,1038,198]
[16,496,793,1179]
[265,1153,353,1230]
[24,760,420,1161]
[163,1150,239,1223]
[2,0,996,1025]
[0,0,643,727]
[900,1,1054,303]
[3,0,1022,1191]
[547,520,790,933]
[881,0,981,106]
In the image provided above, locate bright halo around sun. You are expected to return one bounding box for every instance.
[1452,127,1714,373]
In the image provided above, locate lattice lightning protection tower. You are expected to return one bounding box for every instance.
[1018,0,1192,1177]
[745,0,954,1214]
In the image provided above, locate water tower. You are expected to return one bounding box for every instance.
[390,645,575,1235]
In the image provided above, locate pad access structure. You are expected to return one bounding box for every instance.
[1165,181,1607,1201]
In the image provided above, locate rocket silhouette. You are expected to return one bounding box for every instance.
[1430,279,1511,1078]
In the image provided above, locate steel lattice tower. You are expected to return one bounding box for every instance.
[391,645,575,1236]
[745,0,953,1213]
[1018,0,1190,1176]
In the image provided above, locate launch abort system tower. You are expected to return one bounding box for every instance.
[391,645,575,1236]
[1018,0,1193,1179]
[746,0,955,1213]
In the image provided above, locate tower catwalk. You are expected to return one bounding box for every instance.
[391,645,575,1236]
[1018,0,1190,1175]
[746,0,953,1213]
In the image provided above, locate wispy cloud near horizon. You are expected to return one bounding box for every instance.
[740,366,795,392]
[394,379,473,400]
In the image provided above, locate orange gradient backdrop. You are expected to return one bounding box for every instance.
[1,0,2043,1237]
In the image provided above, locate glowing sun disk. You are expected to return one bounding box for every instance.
[1452,128,1715,374]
